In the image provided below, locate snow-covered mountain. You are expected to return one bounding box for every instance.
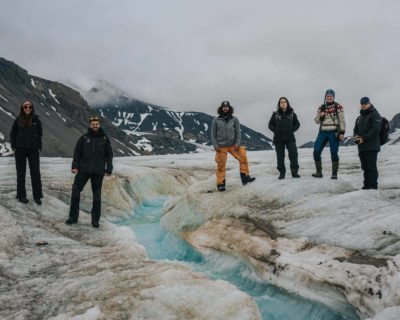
[0,58,142,157]
[84,81,273,153]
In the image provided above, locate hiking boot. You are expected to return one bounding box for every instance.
[240,173,256,185]
[65,219,77,225]
[331,161,339,179]
[217,184,226,192]
[291,171,301,178]
[18,197,29,204]
[278,172,285,180]
[34,198,42,205]
[312,161,323,178]
[92,222,100,228]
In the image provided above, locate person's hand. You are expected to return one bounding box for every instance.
[338,134,344,141]
[71,169,78,174]
[234,144,240,151]
[105,173,111,177]
[320,111,325,117]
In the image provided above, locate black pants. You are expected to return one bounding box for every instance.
[359,151,379,189]
[275,141,299,173]
[15,148,42,199]
[69,172,104,223]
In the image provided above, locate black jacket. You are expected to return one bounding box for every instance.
[72,128,113,175]
[10,115,42,150]
[268,107,300,143]
[353,105,382,152]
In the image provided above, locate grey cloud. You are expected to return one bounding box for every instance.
[1,0,399,143]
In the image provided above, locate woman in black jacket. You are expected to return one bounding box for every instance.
[268,97,301,179]
[10,100,43,204]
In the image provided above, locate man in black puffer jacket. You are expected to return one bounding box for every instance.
[353,97,382,190]
[65,116,113,228]
[268,97,301,179]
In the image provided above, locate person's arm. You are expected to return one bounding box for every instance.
[293,112,300,132]
[268,112,276,132]
[337,107,346,135]
[234,117,241,146]
[105,137,113,175]
[353,117,359,137]
[314,106,323,124]
[211,118,219,150]
[72,136,84,170]
[37,118,43,151]
[10,119,18,150]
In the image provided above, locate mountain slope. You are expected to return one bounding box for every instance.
[85,81,273,152]
[0,58,142,157]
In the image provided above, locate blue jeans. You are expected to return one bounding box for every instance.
[313,131,339,162]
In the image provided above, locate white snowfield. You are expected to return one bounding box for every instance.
[0,145,399,319]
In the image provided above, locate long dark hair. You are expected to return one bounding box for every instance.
[217,101,234,116]
[18,100,35,127]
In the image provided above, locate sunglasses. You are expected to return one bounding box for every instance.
[90,116,99,121]
[23,105,33,109]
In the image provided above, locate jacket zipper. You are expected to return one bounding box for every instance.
[89,136,96,173]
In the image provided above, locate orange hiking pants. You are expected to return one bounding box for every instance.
[215,146,249,184]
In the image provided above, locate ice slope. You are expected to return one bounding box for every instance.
[0,157,259,320]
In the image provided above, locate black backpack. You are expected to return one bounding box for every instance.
[379,117,389,145]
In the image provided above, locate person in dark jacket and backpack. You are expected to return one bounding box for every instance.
[10,100,43,204]
[268,97,301,179]
[211,101,255,192]
[65,116,113,228]
[353,97,382,190]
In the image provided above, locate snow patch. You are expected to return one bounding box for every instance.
[48,89,60,104]
[0,106,15,119]
[30,78,36,88]
[0,94,9,102]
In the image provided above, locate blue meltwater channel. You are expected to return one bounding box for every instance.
[115,198,360,320]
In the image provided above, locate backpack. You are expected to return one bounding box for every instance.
[379,117,389,145]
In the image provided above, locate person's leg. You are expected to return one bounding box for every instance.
[215,148,228,187]
[27,149,43,202]
[15,149,28,201]
[275,143,286,178]
[312,132,327,177]
[365,151,379,189]
[230,146,255,185]
[287,141,300,177]
[359,152,368,189]
[90,175,104,227]
[67,172,90,223]
[328,132,340,179]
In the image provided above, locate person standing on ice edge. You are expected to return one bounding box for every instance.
[268,97,301,179]
[65,116,113,228]
[10,100,43,205]
[353,97,382,190]
[211,101,255,192]
[312,89,346,179]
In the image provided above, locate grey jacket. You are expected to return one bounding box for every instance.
[211,115,241,149]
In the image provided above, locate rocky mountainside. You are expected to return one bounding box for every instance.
[84,81,273,153]
[0,58,272,157]
[0,58,142,157]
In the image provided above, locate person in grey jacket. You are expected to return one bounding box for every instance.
[211,101,255,191]
[353,97,382,189]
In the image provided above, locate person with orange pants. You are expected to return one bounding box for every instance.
[211,101,256,191]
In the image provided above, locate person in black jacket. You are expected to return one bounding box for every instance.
[268,97,300,179]
[65,116,113,228]
[353,97,382,189]
[10,100,43,204]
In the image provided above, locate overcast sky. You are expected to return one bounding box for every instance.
[1,0,399,143]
